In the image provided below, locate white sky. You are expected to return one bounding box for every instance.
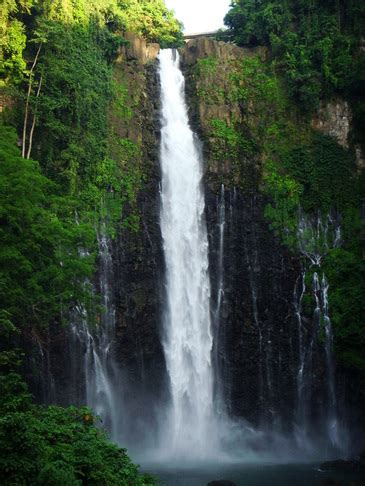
[165,0,231,34]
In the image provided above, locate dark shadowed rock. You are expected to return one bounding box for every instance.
[316,479,341,486]
[207,481,237,486]
[320,459,365,472]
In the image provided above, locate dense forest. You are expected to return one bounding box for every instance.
[0,0,364,483]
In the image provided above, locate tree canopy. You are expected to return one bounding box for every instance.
[220,0,365,112]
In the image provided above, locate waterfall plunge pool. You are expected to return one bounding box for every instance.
[143,463,365,486]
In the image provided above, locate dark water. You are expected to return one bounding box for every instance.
[144,464,365,486]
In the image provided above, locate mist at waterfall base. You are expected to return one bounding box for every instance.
[71,49,353,472]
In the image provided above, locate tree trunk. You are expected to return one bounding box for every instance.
[26,74,43,160]
[22,44,42,158]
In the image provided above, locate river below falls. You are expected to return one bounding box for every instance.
[143,463,365,486]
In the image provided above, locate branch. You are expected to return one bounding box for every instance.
[26,74,43,160]
[22,44,42,158]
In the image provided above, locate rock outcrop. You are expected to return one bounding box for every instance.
[312,99,351,148]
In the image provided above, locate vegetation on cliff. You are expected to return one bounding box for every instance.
[0,316,155,485]
[0,0,182,480]
[192,0,364,374]
[0,0,182,336]
[220,0,365,121]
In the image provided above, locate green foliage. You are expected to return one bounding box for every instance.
[0,381,153,485]
[263,161,303,247]
[31,19,114,189]
[194,55,284,188]
[323,248,365,373]
[0,0,164,336]
[282,133,358,213]
[208,118,258,187]
[0,403,156,485]
[210,119,243,159]
[222,0,365,112]
[195,57,218,76]
[194,58,224,104]
[0,125,95,329]
[0,362,158,486]
[0,0,35,86]
[115,0,184,48]
[22,8,145,235]
[0,318,155,485]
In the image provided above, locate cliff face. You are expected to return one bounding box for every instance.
[180,39,308,429]
[27,36,364,451]
[206,189,302,426]
[180,38,364,441]
[27,35,167,422]
[112,35,168,437]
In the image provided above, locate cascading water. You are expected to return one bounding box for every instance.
[321,273,340,447]
[216,184,226,323]
[293,270,311,447]
[70,223,120,440]
[295,212,346,451]
[214,184,226,415]
[88,226,119,439]
[158,49,217,460]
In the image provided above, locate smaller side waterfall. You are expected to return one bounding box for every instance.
[294,270,310,444]
[214,184,227,415]
[295,212,346,451]
[216,184,226,323]
[87,227,119,438]
[321,274,340,447]
[70,223,120,440]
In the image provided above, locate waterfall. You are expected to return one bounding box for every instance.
[296,212,346,451]
[88,226,119,438]
[295,272,306,418]
[294,270,312,447]
[321,274,340,448]
[159,49,216,459]
[214,185,226,414]
[70,223,119,440]
[216,184,225,323]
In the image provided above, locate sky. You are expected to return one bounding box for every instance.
[164,0,231,34]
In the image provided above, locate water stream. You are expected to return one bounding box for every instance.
[295,213,346,451]
[70,224,120,440]
[158,48,217,460]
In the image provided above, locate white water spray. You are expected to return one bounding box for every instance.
[159,49,217,460]
[70,223,119,440]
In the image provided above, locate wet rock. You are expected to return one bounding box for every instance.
[207,481,237,486]
[320,459,365,472]
[205,188,305,426]
[316,479,341,486]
